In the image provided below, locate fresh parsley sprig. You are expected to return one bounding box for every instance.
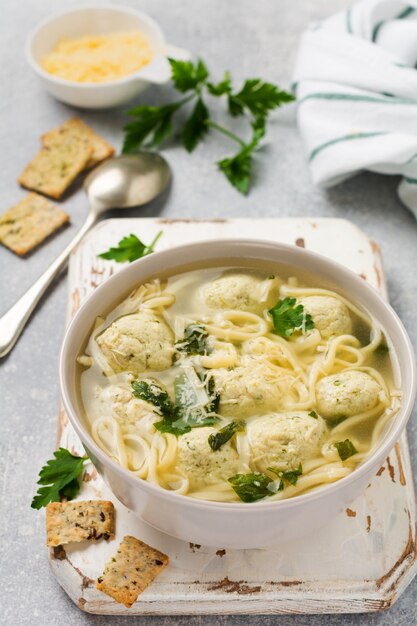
[228,472,273,502]
[31,448,88,510]
[98,231,162,263]
[268,463,303,491]
[227,78,294,118]
[132,379,188,435]
[132,379,174,418]
[175,324,211,356]
[208,420,245,451]
[228,463,304,502]
[203,375,220,414]
[268,297,314,338]
[217,117,266,194]
[122,58,294,194]
[334,439,358,461]
[132,375,219,436]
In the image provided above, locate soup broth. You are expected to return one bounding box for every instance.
[79,266,401,503]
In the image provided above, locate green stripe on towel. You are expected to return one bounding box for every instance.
[298,92,417,106]
[405,152,417,164]
[308,132,388,162]
[404,177,417,185]
[372,6,415,42]
[346,8,353,34]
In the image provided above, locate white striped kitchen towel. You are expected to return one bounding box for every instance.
[293,0,417,216]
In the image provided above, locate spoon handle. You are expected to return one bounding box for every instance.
[0,214,96,358]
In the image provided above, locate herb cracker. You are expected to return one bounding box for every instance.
[18,135,92,199]
[96,535,169,607]
[42,118,115,168]
[46,500,115,547]
[0,192,69,255]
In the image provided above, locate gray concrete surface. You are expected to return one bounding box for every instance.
[1,0,416,623]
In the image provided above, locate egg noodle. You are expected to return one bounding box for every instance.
[79,268,401,504]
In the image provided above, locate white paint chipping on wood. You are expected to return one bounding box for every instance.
[51,218,417,615]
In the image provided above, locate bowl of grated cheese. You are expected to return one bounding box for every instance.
[26,5,190,109]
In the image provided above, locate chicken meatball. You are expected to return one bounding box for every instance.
[177,426,240,488]
[316,370,382,420]
[248,412,327,473]
[202,272,265,312]
[298,296,352,339]
[93,384,153,432]
[212,357,293,418]
[97,312,174,375]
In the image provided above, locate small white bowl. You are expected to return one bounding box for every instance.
[60,239,416,549]
[25,5,191,109]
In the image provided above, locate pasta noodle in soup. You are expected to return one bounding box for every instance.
[79,267,401,503]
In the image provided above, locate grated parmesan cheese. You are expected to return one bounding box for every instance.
[41,30,154,83]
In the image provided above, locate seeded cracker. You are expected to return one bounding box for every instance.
[42,118,115,168]
[18,135,92,199]
[96,535,169,607]
[46,500,115,547]
[0,192,69,255]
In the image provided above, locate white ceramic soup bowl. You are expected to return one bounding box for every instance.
[26,5,190,109]
[60,239,416,549]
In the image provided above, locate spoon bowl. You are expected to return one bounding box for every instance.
[84,153,171,214]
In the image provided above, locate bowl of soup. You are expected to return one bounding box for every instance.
[60,239,416,548]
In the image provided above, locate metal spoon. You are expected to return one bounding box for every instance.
[0,153,171,358]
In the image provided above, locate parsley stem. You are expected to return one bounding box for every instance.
[180,94,197,106]
[206,120,246,147]
[146,230,163,253]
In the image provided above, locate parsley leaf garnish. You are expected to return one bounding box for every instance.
[207,71,232,96]
[217,117,265,194]
[31,448,87,509]
[123,101,185,151]
[98,231,162,263]
[182,97,210,152]
[122,57,294,194]
[217,149,252,195]
[375,344,389,355]
[228,79,294,118]
[268,297,314,338]
[334,439,358,461]
[228,472,273,502]
[268,463,303,491]
[59,478,82,501]
[208,420,245,451]
[151,419,190,436]
[204,374,220,414]
[309,411,318,419]
[132,373,219,436]
[176,324,211,356]
[132,379,189,436]
[170,57,209,92]
[132,379,174,418]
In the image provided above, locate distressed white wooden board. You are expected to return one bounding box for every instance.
[51,218,417,615]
